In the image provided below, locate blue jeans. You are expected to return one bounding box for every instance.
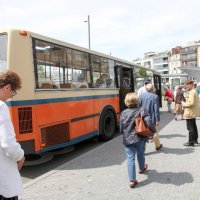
[124,139,145,181]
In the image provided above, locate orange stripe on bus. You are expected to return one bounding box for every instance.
[10,97,120,152]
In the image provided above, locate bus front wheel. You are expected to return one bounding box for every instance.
[99,110,116,141]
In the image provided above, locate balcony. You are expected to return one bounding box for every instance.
[181,64,197,68]
[153,63,168,70]
[181,47,197,54]
[154,66,169,72]
[180,55,197,61]
[180,66,200,81]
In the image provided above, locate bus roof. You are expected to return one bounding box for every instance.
[2,29,160,75]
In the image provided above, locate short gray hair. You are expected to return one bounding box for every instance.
[145,83,154,92]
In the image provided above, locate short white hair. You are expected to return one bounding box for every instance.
[145,83,154,92]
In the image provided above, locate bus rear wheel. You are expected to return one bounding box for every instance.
[99,110,116,141]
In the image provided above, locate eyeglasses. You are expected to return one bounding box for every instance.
[12,89,17,97]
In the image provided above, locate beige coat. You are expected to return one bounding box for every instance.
[182,89,200,119]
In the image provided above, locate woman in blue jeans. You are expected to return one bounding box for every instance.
[120,93,156,188]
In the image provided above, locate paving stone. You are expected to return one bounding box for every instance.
[20,102,200,200]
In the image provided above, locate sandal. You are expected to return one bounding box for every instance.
[139,164,148,174]
[130,180,138,188]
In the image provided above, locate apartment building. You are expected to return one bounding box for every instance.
[132,51,155,69]
[133,51,171,85]
[132,44,200,88]
[180,41,200,81]
[169,46,182,74]
[153,50,170,75]
[166,46,188,88]
[133,39,200,88]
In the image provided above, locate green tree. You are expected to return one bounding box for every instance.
[139,68,147,77]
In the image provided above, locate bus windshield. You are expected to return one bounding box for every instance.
[0,34,7,72]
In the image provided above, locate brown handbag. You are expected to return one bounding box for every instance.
[134,111,153,137]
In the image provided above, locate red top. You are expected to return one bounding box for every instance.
[165,89,174,98]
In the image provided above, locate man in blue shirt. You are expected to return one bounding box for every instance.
[137,80,150,97]
[139,83,162,150]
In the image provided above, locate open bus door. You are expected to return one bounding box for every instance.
[153,74,162,107]
[114,65,134,111]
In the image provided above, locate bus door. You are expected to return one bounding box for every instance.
[153,74,162,107]
[115,66,134,111]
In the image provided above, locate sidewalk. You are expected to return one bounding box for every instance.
[20,107,200,200]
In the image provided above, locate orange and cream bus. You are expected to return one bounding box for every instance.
[0,29,161,155]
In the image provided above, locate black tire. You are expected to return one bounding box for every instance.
[99,110,116,141]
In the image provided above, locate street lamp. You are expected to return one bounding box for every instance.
[84,15,91,49]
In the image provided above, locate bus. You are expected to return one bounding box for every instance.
[0,29,162,155]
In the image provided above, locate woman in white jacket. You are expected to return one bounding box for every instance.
[0,70,25,200]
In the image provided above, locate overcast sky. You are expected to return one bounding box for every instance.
[1,0,200,61]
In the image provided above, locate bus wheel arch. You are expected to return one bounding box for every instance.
[99,105,117,141]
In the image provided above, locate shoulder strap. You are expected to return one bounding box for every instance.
[134,108,143,119]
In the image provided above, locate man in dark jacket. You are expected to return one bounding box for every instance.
[139,83,162,150]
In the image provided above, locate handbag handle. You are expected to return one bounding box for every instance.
[135,109,143,119]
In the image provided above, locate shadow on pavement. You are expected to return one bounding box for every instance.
[21,133,125,179]
[21,111,177,180]
[145,147,195,156]
[159,134,186,139]
[59,135,126,170]
[137,169,193,187]
[158,111,175,131]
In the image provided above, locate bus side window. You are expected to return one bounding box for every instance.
[106,78,113,88]
[95,74,108,88]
